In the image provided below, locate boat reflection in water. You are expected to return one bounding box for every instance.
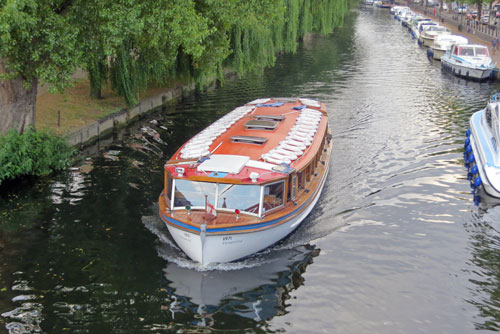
[159,243,319,327]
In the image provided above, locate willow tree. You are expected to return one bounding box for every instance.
[0,0,353,135]
[0,0,80,134]
[80,0,211,106]
[0,0,211,133]
[226,0,350,77]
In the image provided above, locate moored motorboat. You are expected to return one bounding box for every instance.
[408,16,430,34]
[158,98,333,266]
[441,43,498,81]
[419,25,451,47]
[411,19,437,41]
[392,6,410,19]
[465,94,500,201]
[428,34,468,60]
[400,10,415,27]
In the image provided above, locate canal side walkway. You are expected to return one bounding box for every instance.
[409,4,500,76]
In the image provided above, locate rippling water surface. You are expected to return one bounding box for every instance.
[2,7,500,334]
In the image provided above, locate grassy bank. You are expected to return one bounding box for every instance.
[35,77,179,137]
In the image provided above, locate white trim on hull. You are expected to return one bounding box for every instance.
[164,163,330,266]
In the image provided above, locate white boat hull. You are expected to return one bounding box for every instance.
[441,58,496,81]
[430,47,445,60]
[421,36,434,47]
[164,166,329,266]
[468,110,500,199]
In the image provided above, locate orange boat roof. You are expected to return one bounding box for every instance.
[166,98,329,184]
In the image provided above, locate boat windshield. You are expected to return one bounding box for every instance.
[459,47,475,56]
[173,180,216,208]
[475,47,489,56]
[173,180,261,214]
[217,184,261,214]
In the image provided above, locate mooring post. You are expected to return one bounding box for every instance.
[58,110,61,127]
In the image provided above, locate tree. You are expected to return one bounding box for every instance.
[0,0,352,135]
[0,0,80,134]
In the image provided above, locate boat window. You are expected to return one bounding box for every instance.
[217,184,260,214]
[453,46,458,55]
[475,47,489,56]
[298,171,305,189]
[165,175,173,204]
[173,180,216,208]
[486,107,492,127]
[263,181,284,212]
[459,47,474,56]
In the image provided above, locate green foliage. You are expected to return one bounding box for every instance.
[225,0,351,77]
[0,128,75,184]
[0,0,80,92]
[80,0,352,104]
[0,0,353,114]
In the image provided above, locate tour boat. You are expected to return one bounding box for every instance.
[428,34,468,60]
[158,98,333,266]
[465,93,500,200]
[419,25,451,47]
[441,43,498,81]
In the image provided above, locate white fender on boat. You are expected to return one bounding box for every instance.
[262,154,291,165]
[278,142,305,153]
[270,148,299,160]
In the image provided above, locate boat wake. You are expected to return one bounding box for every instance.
[141,204,326,272]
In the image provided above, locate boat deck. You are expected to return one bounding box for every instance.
[159,128,332,231]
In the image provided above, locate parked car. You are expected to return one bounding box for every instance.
[481,15,490,24]
[457,6,467,14]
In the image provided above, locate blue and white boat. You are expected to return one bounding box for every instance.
[465,94,500,201]
[441,43,498,81]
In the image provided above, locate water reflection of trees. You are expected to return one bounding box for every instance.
[465,207,500,331]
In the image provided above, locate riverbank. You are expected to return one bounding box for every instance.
[35,75,196,147]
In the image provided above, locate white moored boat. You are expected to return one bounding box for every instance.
[400,10,415,27]
[419,25,451,47]
[411,20,437,42]
[465,93,500,200]
[158,98,333,266]
[441,43,498,81]
[428,34,468,60]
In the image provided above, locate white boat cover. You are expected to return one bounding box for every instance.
[197,154,250,174]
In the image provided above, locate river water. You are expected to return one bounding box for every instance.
[1,7,500,334]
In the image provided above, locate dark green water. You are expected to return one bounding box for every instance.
[2,7,500,333]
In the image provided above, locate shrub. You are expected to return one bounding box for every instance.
[0,128,75,184]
